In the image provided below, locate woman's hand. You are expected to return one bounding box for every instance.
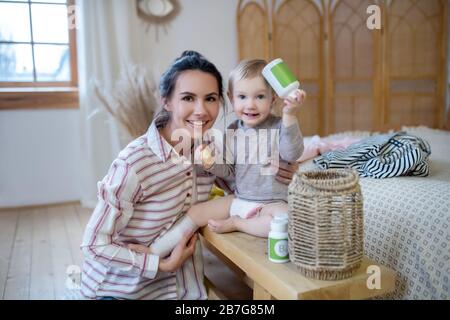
[159,232,198,273]
[127,233,198,273]
[275,160,299,185]
[283,89,307,115]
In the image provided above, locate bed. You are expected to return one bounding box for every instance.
[299,126,450,299]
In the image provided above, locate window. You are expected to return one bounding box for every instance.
[0,0,78,109]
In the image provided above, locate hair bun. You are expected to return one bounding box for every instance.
[180,50,203,59]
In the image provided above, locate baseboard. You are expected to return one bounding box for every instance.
[0,200,81,212]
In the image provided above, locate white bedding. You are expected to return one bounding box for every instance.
[299,126,450,299]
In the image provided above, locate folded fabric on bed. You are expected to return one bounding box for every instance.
[314,132,431,178]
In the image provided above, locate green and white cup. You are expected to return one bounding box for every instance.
[262,58,300,99]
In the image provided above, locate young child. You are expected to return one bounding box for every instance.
[148,59,306,257]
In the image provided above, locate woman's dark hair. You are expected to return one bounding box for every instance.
[159,50,224,101]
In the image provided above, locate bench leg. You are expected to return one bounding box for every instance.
[253,282,275,300]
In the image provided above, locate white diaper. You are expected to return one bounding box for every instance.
[230,198,264,219]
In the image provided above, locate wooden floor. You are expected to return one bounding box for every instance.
[0,203,251,300]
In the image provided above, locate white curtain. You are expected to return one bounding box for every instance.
[77,0,144,208]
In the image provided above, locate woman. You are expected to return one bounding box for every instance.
[80,51,297,300]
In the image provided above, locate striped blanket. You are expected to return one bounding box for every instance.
[314,132,431,178]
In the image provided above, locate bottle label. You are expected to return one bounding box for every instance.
[270,61,297,88]
[269,238,289,261]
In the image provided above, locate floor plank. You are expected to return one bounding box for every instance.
[47,205,76,299]
[63,204,85,268]
[75,205,93,230]
[4,210,33,299]
[0,211,19,299]
[29,208,55,300]
[0,203,250,300]
[74,204,92,229]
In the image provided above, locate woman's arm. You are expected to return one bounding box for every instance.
[128,233,198,273]
[146,195,234,257]
[80,158,160,279]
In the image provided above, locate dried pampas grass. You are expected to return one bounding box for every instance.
[95,65,159,139]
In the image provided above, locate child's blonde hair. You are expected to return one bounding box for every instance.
[228,59,271,96]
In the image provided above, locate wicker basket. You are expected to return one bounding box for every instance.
[287,169,364,280]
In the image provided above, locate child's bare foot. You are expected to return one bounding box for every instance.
[208,217,238,234]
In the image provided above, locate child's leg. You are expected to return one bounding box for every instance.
[149,195,234,257]
[209,202,288,238]
[209,214,273,237]
[187,194,234,226]
[258,201,288,217]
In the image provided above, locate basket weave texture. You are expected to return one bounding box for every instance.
[287,169,364,280]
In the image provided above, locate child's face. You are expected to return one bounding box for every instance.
[230,76,273,127]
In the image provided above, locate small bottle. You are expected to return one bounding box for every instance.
[262,58,300,99]
[268,213,290,263]
[273,212,289,223]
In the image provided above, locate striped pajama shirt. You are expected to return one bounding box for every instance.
[80,116,220,300]
[314,132,431,178]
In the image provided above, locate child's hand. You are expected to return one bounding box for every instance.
[282,89,307,115]
[194,143,216,170]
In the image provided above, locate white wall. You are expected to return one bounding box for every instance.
[140,0,239,86]
[137,0,240,138]
[0,109,81,207]
[0,0,239,208]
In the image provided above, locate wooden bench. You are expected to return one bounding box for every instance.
[201,227,396,300]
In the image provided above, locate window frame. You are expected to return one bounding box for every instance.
[0,0,78,110]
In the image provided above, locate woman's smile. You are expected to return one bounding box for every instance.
[186,119,210,128]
